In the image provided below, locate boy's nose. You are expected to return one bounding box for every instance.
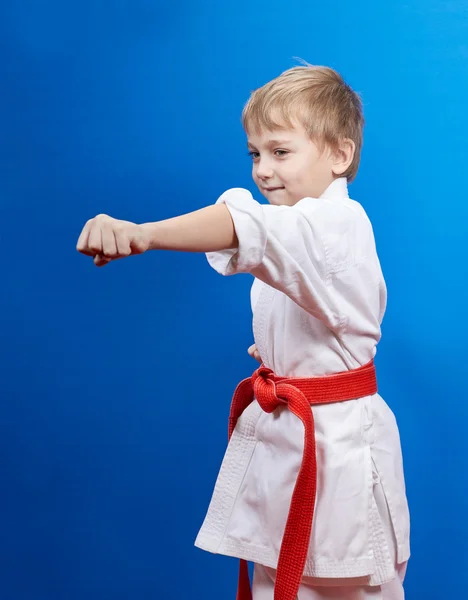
[256,161,274,179]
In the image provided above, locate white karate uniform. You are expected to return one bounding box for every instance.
[195,178,410,596]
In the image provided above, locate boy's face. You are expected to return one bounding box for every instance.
[246,121,338,206]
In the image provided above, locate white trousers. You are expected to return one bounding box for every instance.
[252,562,407,600]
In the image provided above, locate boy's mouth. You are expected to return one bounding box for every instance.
[263,186,285,192]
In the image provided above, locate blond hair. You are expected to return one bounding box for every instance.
[241,63,364,181]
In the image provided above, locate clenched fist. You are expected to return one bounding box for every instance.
[76,214,150,267]
[248,344,262,363]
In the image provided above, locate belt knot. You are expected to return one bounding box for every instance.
[252,366,285,413]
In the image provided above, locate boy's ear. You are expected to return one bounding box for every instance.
[332,138,355,176]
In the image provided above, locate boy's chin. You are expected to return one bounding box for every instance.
[261,188,289,205]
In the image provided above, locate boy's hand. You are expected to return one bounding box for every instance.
[77,214,150,267]
[248,344,262,363]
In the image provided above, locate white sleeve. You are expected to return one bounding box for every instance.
[206,188,362,332]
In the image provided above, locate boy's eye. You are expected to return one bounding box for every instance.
[247,150,288,160]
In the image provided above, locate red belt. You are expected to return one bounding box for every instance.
[228,359,378,600]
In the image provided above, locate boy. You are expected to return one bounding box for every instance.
[77,64,410,600]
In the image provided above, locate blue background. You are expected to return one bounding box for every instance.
[1,1,467,598]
